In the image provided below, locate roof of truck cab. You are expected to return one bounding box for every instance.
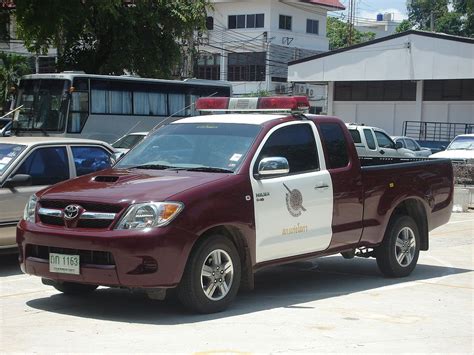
[174,113,292,125]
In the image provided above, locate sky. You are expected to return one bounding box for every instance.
[333,0,408,22]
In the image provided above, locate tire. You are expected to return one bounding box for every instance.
[376,215,420,277]
[177,234,241,313]
[52,281,98,295]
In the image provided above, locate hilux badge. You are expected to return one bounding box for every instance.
[63,205,81,220]
[283,183,306,217]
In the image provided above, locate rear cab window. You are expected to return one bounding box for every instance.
[318,123,349,169]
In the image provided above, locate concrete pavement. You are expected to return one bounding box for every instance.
[1,212,473,353]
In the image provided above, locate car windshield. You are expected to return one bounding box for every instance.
[0,119,11,129]
[116,123,261,172]
[447,136,474,150]
[0,144,26,176]
[112,134,146,149]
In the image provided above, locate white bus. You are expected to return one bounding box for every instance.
[11,72,232,142]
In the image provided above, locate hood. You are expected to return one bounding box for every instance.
[37,168,230,204]
[430,150,474,160]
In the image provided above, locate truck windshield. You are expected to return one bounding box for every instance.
[13,79,70,133]
[447,136,474,150]
[116,123,261,172]
[0,143,26,176]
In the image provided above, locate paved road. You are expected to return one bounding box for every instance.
[1,213,473,353]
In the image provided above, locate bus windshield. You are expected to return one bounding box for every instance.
[13,79,70,132]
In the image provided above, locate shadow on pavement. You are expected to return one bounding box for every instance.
[25,256,472,324]
[0,253,21,277]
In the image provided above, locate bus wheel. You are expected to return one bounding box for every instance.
[178,234,241,313]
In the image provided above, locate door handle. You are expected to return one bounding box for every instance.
[380,149,385,155]
[314,184,329,189]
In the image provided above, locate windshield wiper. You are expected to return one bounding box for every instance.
[126,164,179,170]
[184,166,234,173]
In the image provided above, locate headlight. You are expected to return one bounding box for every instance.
[115,202,184,230]
[23,194,37,222]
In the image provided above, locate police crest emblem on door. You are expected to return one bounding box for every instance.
[283,183,306,217]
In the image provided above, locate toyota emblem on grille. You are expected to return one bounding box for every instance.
[63,205,82,220]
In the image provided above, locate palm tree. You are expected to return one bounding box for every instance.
[0,52,31,113]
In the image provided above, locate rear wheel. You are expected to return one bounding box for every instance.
[177,234,241,313]
[51,281,98,295]
[376,215,420,277]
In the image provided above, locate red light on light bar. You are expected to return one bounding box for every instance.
[195,97,229,110]
[258,96,310,111]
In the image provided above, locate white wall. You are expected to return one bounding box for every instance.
[333,102,417,135]
[332,101,474,135]
[288,33,474,82]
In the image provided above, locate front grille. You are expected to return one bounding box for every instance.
[77,219,113,229]
[26,244,115,266]
[39,215,64,226]
[39,200,123,213]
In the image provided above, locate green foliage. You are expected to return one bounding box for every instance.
[14,0,211,78]
[326,17,376,50]
[242,90,271,97]
[0,52,31,109]
[405,0,474,37]
[395,19,413,33]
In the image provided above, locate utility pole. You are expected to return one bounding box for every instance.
[430,10,434,31]
[347,0,356,46]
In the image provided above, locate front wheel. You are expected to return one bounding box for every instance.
[376,215,420,277]
[177,234,241,313]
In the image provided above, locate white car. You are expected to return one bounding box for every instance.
[0,137,115,251]
[111,132,148,159]
[392,136,432,157]
[430,134,474,163]
[346,124,416,158]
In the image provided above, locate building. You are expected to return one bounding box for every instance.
[196,0,345,103]
[355,12,400,39]
[288,30,474,136]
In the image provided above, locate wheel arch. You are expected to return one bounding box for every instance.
[387,198,429,250]
[190,225,254,290]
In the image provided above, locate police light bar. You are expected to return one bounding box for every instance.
[195,96,310,113]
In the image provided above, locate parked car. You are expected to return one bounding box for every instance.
[346,124,416,158]
[0,118,12,137]
[0,137,115,251]
[430,134,474,163]
[17,96,453,313]
[111,132,148,159]
[391,136,432,157]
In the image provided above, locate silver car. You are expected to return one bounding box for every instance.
[392,136,432,157]
[0,137,114,251]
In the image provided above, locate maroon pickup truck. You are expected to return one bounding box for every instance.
[17,97,453,313]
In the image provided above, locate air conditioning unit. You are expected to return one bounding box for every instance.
[294,84,306,94]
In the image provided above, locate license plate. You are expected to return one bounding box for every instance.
[49,253,80,275]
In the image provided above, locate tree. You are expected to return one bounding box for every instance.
[0,52,31,111]
[327,17,375,50]
[13,0,211,78]
[395,19,413,33]
[405,0,474,37]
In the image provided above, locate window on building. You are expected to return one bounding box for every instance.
[228,52,266,82]
[334,81,416,101]
[228,14,264,29]
[306,19,319,35]
[423,79,474,101]
[255,124,319,175]
[279,15,292,30]
[206,16,214,30]
[196,53,221,81]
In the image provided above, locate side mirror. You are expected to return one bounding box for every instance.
[395,141,403,149]
[3,174,32,188]
[255,157,289,178]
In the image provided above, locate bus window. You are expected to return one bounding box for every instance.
[133,91,167,116]
[68,91,89,133]
[169,93,185,116]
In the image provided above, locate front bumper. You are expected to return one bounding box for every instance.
[17,220,196,288]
